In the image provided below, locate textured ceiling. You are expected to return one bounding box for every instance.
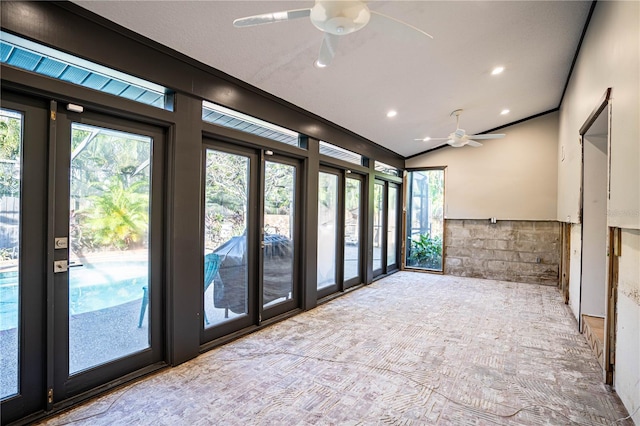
[72,1,592,157]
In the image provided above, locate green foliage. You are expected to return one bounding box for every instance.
[204,150,249,248]
[80,178,149,250]
[69,124,151,252]
[0,115,22,198]
[264,162,294,215]
[408,233,442,270]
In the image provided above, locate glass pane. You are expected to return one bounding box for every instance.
[373,181,384,271]
[0,108,22,399]
[319,141,362,165]
[263,161,295,308]
[202,101,300,147]
[203,150,249,327]
[68,123,152,374]
[387,186,398,267]
[406,170,444,271]
[344,178,361,282]
[1,31,171,110]
[317,172,338,290]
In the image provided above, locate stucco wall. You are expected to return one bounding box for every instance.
[406,112,558,221]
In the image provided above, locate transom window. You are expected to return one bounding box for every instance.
[202,101,301,147]
[0,31,172,110]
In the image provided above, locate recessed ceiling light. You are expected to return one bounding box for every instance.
[500,109,510,115]
[386,110,397,118]
[491,66,505,75]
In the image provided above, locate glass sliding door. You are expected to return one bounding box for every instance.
[405,169,445,271]
[53,109,165,402]
[67,123,153,374]
[262,159,298,316]
[344,176,362,285]
[1,96,166,423]
[372,178,402,278]
[203,149,250,327]
[372,181,385,273]
[0,94,48,424]
[387,184,399,270]
[0,108,23,400]
[317,171,339,290]
[201,146,299,336]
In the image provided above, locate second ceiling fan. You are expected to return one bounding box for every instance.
[233,0,433,67]
[416,109,506,149]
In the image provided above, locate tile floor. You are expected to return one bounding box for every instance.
[37,272,633,425]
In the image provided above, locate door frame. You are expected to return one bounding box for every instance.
[317,166,343,298]
[0,92,49,424]
[260,152,302,321]
[315,166,366,299]
[402,167,446,274]
[200,140,259,341]
[200,141,303,344]
[578,88,615,379]
[343,172,365,290]
[51,103,167,403]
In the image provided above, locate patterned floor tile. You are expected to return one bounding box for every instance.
[36,272,633,425]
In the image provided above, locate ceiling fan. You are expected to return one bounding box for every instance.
[233,1,433,67]
[416,109,506,148]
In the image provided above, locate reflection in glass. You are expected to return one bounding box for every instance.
[387,186,398,267]
[263,161,295,308]
[372,182,384,271]
[0,109,22,399]
[344,178,361,282]
[68,123,152,374]
[405,170,444,271]
[317,172,338,289]
[203,150,249,327]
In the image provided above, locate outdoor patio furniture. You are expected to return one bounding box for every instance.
[213,233,292,315]
[138,253,221,327]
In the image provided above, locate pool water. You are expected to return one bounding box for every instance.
[0,261,148,330]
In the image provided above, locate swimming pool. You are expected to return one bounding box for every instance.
[0,261,148,331]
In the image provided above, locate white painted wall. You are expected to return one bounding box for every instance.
[616,229,640,424]
[406,112,558,220]
[558,2,640,422]
[557,1,640,229]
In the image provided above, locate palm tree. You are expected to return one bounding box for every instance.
[82,177,149,250]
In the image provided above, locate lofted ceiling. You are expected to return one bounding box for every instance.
[72,1,592,158]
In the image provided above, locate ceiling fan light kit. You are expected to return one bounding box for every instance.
[310,1,371,35]
[234,0,433,68]
[418,109,506,149]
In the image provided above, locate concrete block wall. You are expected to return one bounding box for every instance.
[444,220,561,285]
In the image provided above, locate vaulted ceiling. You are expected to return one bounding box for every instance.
[72,1,592,157]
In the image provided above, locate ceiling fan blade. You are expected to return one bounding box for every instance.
[413,137,448,141]
[233,9,311,28]
[370,11,434,39]
[467,133,506,140]
[317,33,339,67]
[466,140,483,147]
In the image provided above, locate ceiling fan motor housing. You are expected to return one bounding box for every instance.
[310,1,371,35]
[454,128,466,139]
